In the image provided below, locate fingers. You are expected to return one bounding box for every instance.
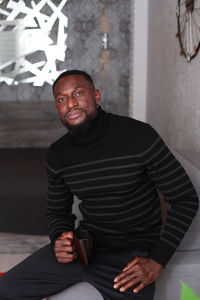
[60,231,74,240]
[54,244,76,253]
[122,257,139,271]
[113,257,163,294]
[114,267,142,292]
[114,260,141,283]
[133,281,147,293]
[54,231,77,263]
[113,269,147,293]
[114,278,145,293]
[55,238,74,247]
[55,251,77,263]
[55,231,74,247]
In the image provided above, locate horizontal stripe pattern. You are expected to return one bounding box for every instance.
[45,114,198,266]
[141,137,198,261]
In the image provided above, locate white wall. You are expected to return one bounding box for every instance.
[129,0,148,122]
[147,0,200,168]
[130,0,200,168]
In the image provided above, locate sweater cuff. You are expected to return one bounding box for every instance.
[149,240,176,267]
[49,231,64,243]
[49,228,74,243]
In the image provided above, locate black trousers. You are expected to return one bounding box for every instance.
[0,244,155,300]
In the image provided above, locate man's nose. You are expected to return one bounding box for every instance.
[67,96,78,109]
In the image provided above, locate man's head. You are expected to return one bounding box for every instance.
[53,70,101,130]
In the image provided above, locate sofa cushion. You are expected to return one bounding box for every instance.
[49,282,103,300]
[154,250,200,300]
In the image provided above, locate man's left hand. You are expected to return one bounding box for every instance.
[113,257,163,294]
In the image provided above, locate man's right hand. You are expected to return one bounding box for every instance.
[53,231,77,263]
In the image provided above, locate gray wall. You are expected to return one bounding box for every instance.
[147,0,200,168]
[0,0,130,148]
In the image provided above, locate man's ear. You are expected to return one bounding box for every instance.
[94,89,101,105]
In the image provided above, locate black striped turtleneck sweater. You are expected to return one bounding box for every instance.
[46,109,198,267]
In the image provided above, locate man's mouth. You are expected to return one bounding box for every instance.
[66,110,83,120]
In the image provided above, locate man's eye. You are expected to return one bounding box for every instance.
[57,97,65,103]
[75,91,83,97]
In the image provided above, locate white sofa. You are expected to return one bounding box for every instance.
[49,150,200,300]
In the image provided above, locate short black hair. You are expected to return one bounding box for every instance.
[52,69,95,93]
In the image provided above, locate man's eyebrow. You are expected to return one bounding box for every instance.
[74,85,84,89]
[55,86,85,97]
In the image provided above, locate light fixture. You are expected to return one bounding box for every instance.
[98,8,111,70]
[99,8,111,50]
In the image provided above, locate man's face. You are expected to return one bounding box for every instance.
[53,74,101,129]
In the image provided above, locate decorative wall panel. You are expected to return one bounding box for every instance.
[0,0,130,148]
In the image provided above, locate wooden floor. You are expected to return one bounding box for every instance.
[0,232,49,272]
[0,253,30,272]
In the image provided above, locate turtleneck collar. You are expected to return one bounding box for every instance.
[68,107,109,146]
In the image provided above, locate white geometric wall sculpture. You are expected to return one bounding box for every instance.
[0,0,68,86]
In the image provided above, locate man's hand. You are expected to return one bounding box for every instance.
[53,231,77,263]
[113,257,163,293]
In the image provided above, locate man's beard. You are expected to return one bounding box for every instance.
[61,111,97,135]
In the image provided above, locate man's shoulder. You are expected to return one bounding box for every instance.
[109,113,155,134]
[108,112,161,152]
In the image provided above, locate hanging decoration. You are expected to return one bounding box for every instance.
[176,0,200,62]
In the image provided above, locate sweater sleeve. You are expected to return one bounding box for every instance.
[45,147,76,242]
[141,125,199,267]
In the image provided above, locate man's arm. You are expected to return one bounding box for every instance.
[46,164,78,263]
[143,132,199,266]
[114,126,199,293]
[45,153,76,243]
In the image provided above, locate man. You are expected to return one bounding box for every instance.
[0,70,198,300]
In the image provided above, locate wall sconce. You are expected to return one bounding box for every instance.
[98,8,111,68]
[99,8,111,49]
[102,32,109,50]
